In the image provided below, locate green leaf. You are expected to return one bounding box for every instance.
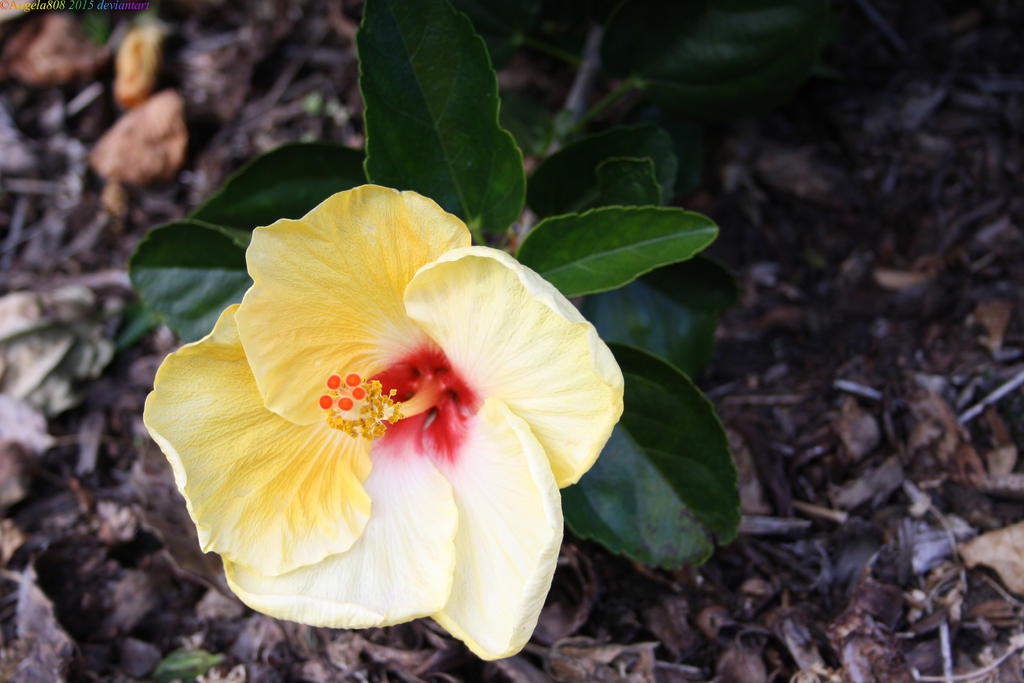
[129,221,251,343]
[359,0,526,234]
[499,91,554,157]
[581,256,737,376]
[153,648,225,683]
[115,303,160,351]
[449,0,541,67]
[594,157,662,207]
[516,205,717,297]
[602,0,830,119]
[527,124,677,218]
[191,142,365,232]
[563,344,739,568]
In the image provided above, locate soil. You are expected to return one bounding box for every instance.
[2,1,1023,681]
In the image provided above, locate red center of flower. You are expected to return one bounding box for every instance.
[374,346,480,464]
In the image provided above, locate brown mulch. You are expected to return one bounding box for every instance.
[2,1,1024,681]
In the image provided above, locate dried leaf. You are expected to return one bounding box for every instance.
[546,637,658,683]
[115,23,165,108]
[0,518,26,566]
[535,544,597,645]
[0,396,53,454]
[717,646,767,683]
[13,566,74,683]
[834,397,880,463]
[832,456,903,510]
[873,268,932,291]
[960,522,1024,595]
[974,299,1013,353]
[1,14,109,86]
[0,287,114,418]
[89,90,188,187]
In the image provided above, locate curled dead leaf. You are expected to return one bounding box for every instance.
[1,14,109,86]
[89,90,188,187]
[873,268,932,292]
[834,396,880,463]
[0,287,114,418]
[115,23,165,109]
[960,521,1024,596]
[973,299,1013,354]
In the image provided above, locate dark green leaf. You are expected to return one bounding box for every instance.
[581,256,737,376]
[449,0,541,67]
[594,157,661,207]
[527,124,677,218]
[129,221,252,343]
[115,303,160,351]
[499,91,554,157]
[516,205,717,297]
[191,142,365,232]
[630,106,704,197]
[563,345,739,568]
[602,0,830,119]
[359,0,525,234]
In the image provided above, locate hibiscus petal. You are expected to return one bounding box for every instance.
[144,305,373,577]
[430,398,562,660]
[224,437,458,628]
[236,185,471,425]
[404,246,624,487]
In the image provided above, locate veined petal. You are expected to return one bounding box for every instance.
[224,438,458,628]
[144,306,372,577]
[236,185,472,425]
[431,398,562,660]
[404,246,624,487]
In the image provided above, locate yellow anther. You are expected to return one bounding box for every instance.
[321,377,403,440]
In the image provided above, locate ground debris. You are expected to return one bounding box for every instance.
[89,89,188,186]
[960,522,1024,596]
[0,13,109,86]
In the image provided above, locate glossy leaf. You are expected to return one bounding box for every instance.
[602,0,830,119]
[563,345,739,568]
[191,142,366,232]
[499,91,554,157]
[449,0,541,67]
[581,256,737,376]
[516,205,718,297]
[129,221,251,343]
[594,157,661,207]
[527,124,677,218]
[359,0,525,234]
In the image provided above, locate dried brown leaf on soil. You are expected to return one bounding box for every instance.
[535,544,598,645]
[834,396,881,463]
[827,575,914,683]
[89,89,188,186]
[873,268,933,292]
[0,287,114,417]
[0,13,109,86]
[545,637,658,682]
[973,299,1014,354]
[716,645,766,683]
[960,522,1024,596]
[11,565,75,683]
[114,23,165,109]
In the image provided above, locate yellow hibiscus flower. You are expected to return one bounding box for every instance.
[143,184,624,660]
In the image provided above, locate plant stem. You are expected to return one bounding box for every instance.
[516,34,581,67]
[567,77,642,138]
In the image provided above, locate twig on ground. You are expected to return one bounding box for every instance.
[739,515,812,536]
[853,0,909,54]
[834,379,884,401]
[0,196,27,270]
[958,367,1024,424]
[939,620,953,683]
[792,500,849,525]
[913,633,1024,682]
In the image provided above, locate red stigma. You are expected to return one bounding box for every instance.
[318,395,333,410]
[345,373,361,387]
[338,397,354,411]
[375,346,479,464]
[351,386,366,400]
[326,374,342,390]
